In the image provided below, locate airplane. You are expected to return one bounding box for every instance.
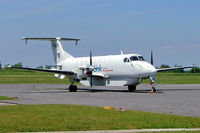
[11,37,194,92]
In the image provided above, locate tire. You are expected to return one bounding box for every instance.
[69,85,77,92]
[73,85,77,92]
[128,85,136,92]
[69,85,74,92]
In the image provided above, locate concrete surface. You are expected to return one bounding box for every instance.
[0,84,200,117]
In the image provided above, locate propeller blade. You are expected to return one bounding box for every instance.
[90,77,93,87]
[151,50,153,65]
[90,50,92,66]
[89,50,93,87]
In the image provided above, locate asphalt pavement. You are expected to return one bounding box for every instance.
[0,84,200,117]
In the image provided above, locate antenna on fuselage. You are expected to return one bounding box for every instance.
[120,50,124,55]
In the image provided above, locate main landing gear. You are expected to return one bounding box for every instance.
[69,84,77,92]
[128,85,136,92]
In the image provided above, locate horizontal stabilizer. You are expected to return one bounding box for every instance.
[22,37,80,45]
[22,37,80,41]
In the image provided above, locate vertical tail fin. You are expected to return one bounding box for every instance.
[51,39,74,64]
[22,37,80,65]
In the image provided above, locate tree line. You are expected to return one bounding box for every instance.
[1,62,52,70]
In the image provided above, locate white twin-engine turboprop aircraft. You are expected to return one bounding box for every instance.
[12,37,193,92]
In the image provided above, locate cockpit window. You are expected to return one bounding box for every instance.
[124,56,145,62]
[138,56,145,61]
[130,56,139,61]
[123,57,130,63]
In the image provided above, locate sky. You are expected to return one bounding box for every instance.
[0,0,200,68]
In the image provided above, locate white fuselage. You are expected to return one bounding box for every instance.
[58,54,157,87]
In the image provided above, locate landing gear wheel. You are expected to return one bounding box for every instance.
[69,85,73,92]
[73,85,77,92]
[151,86,156,93]
[128,85,136,92]
[69,85,77,92]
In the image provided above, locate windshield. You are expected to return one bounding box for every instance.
[138,56,145,61]
[129,56,145,61]
[130,56,139,61]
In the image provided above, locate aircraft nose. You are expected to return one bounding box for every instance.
[148,65,157,74]
[143,62,157,75]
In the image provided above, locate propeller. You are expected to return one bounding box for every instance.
[89,50,93,87]
[80,50,94,87]
[150,50,157,92]
[90,50,92,66]
[151,50,153,65]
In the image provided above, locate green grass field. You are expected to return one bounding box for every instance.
[0,69,200,84]
[143,131,199,133]
[142,73,200,84]
[0,69,72,84]
[0,104,200,132]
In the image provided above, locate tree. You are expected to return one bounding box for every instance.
[160,64,169,68]
[37,66,43,69]
[13,62,23,68]
[190,66,200,73]
[45,65,51,69]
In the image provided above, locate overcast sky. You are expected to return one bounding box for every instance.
[0,0,200,67]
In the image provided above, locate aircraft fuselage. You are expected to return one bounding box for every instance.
[59,54,157,86]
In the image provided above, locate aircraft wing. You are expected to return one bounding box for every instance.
[157,65,194,72]
[11,66,75,76]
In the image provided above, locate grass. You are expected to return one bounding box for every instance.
[142,73,200,84]
[137,131,200,133]
[0,96,18,100]
[0,69,200,84]
[0,104,200,132]
[0,69,76,84]
[142,131,199,133]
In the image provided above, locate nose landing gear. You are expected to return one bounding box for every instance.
[149,75,157,93]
